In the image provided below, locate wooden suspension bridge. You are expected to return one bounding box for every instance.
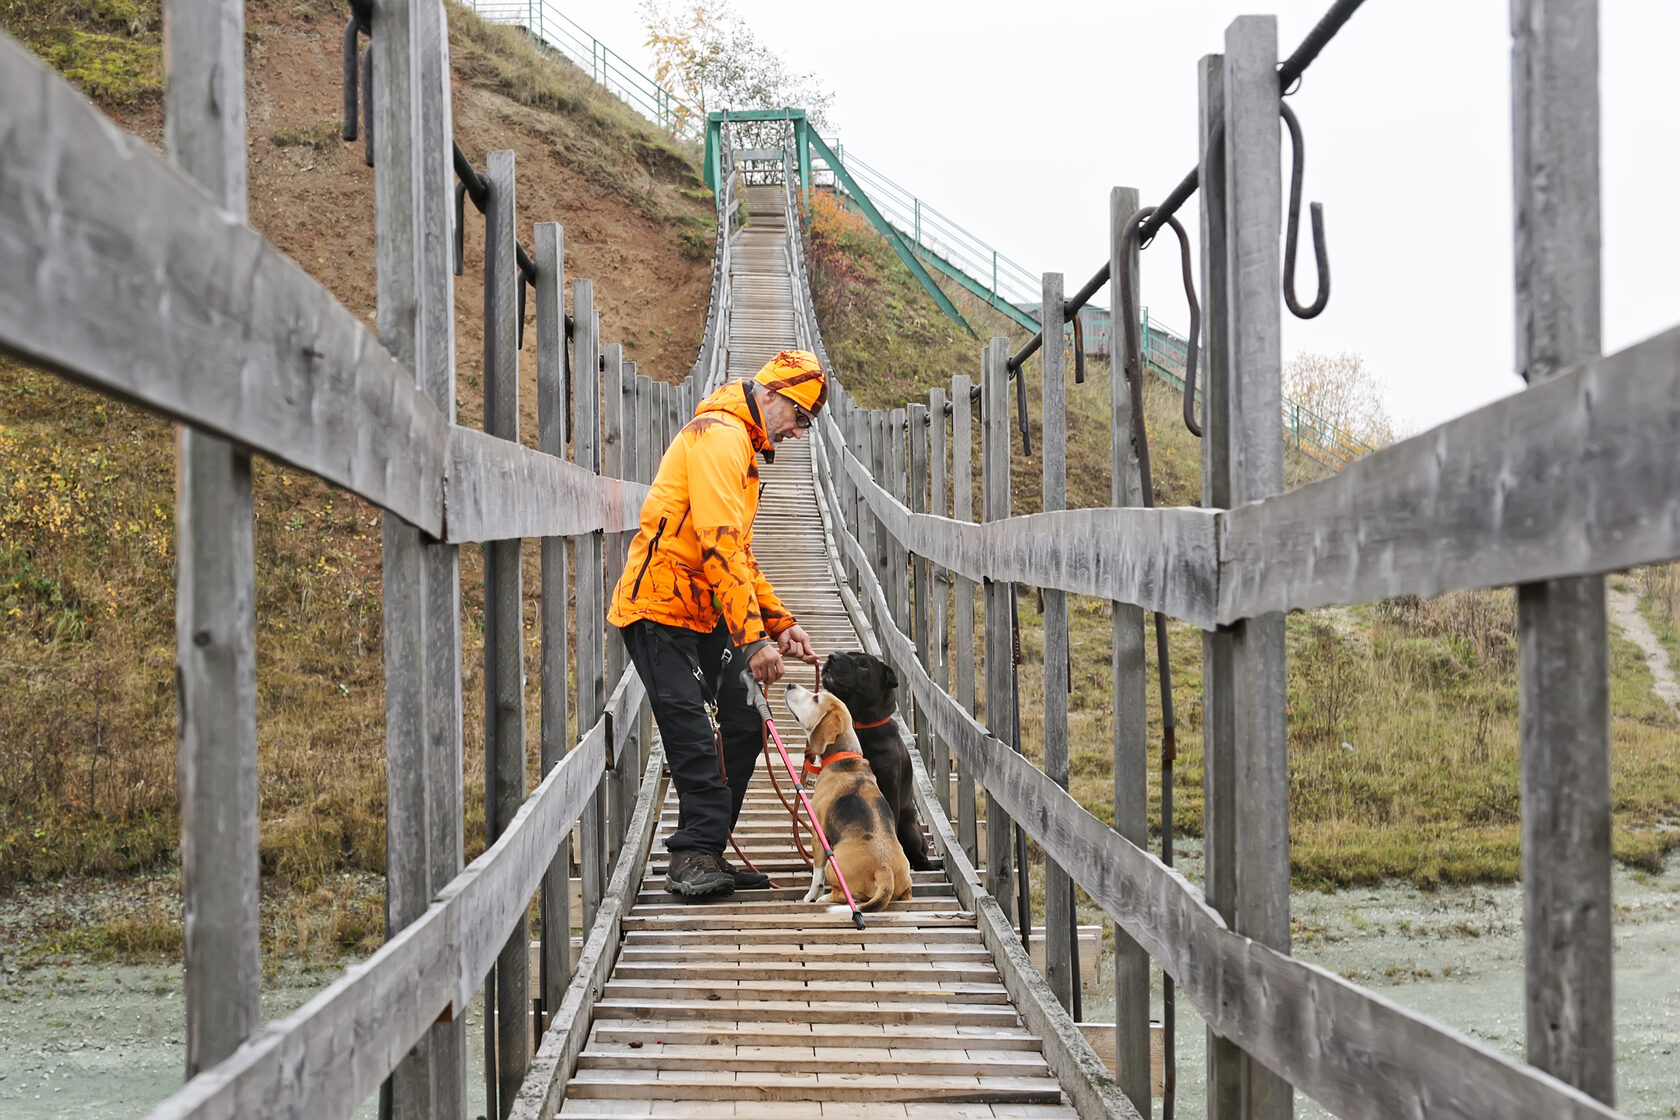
[0,1,1671,1118]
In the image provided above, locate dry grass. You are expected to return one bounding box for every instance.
[998,578,1680,891]
[1635,562,1680,665]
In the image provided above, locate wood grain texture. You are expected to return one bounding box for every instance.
[950,373,980,865]
[601,344,629,864]
[1511,0,1614,1103]
[143,723,608,1120]
[808,448,1138,1120]
[1039,271,1074,1017]
[0,35,449,535]
[826,502,1624,1120]
[909,401,932,765]
[928,386,951,815]
[483,148,530,1113]
[1216,326,1680,621]
[836,442,1219,628]
[980,341,1015,923]
[166,0,259,1079]
[1224,21,1290,1118]
[508,747,666,1120]
[1197,54,1242,1120]
[573,291,608,934]
[1107,183,1152,1118]
[533,222,572,1035]
[442,429,646,543]
[368,0,463,1110]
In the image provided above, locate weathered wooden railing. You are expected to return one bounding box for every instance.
[783,9,1665,1120]
[0,0,744,1115]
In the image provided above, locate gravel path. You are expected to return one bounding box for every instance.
[1609,584,1680,718]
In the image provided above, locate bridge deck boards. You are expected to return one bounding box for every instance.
[556,184,1076,1116]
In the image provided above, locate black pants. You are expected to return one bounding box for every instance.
[621,619,763,854]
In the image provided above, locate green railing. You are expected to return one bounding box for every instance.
[463,0,703,141]
[456,1,1376,469]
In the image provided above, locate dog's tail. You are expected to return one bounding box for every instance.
[857,873,898,913]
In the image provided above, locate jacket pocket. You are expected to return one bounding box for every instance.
[631,516,667,600]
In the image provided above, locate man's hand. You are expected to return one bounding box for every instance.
[749,642,785,686]
[777,624,819,665]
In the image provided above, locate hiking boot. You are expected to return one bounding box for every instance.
[721,857,771,890]
[664,848,734,898]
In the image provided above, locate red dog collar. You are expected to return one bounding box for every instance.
[803,749,865,775]
[852,716,893,730]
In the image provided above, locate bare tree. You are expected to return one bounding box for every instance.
[1282,350,1398,450]
[641,0,833,147]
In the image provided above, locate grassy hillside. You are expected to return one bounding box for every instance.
[806,187,1680,889]
[0,0,715,931]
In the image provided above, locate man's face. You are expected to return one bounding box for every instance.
[762,391,811,444]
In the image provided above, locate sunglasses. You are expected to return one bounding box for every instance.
[791,403,813,430]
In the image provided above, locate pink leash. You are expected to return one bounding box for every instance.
[741,670,867,930]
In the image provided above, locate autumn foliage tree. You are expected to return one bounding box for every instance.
[1282,350,1398,450]
[640,0,832,146]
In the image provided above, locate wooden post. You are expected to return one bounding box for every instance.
[852,405,874,600]
[888,409,909,637]
[618,360,645,784]
[1225,18,1291,1120]
[928,387,951,815]
[371,0,465,1110]
[908,402,931,763]
[981,339,1015,923]
[1040,272,1075,1015]
[573,287,606,934]
[878,411,895,639]
[634,374,656,773]
[534,222,571,1041]
[951,373,979,863]
[1109,184,1152,1114]
[1511,2,1613,1103]
[167,0,258,1080]
[482,149,529,1114]
[601,342,627,865]
[1196,56,1242,1120]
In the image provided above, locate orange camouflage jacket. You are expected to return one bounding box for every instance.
[606,380,796,649]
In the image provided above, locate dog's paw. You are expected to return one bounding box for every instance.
[825,904,852,917]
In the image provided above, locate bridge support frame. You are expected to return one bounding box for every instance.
[1224,17,1292,1120]
[1511,0,1614,1104]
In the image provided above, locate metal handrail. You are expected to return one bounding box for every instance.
[463,0,704,141]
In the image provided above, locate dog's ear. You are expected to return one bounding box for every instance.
[880,663,899,689]
[812,704,850,754]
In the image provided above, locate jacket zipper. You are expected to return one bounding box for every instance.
[631,516,667,599]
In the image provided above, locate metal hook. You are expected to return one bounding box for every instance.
[360,42,374,167]
[1281,102,1329,319]
[340,16,362,142]
[1118,206,1203,448]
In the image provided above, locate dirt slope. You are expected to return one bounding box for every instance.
[0,0,714,896]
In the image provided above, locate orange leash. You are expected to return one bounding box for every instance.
[763,660,825,869]
[762,729,815,868]
[712,725,779,888]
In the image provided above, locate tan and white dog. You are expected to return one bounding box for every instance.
[783,683,913,911]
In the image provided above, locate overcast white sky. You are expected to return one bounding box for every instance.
[561,1,1678,432]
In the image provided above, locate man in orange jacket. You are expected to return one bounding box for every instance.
[609,350,824,897]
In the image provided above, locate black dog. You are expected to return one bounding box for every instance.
[819,651,932,870]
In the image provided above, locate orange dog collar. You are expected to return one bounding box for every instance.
[803,750,865,775]
[852,716,893,730]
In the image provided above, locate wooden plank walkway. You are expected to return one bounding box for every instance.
[556,187,1079,1119]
